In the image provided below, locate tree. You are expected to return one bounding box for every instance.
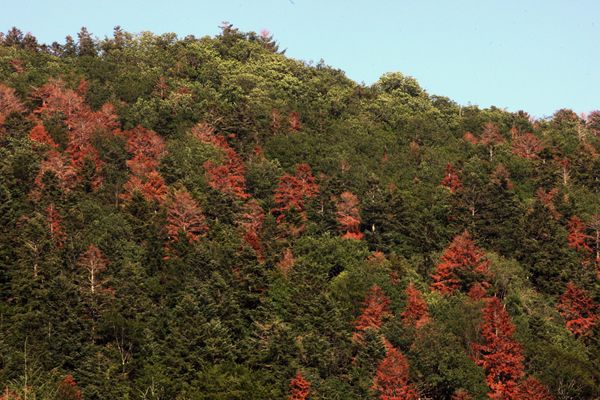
[0,83,25,125]
[472,297,524,400]
[451,389,472,400]
[238,199,265,261]
[353,285,391,343]
[77,244,109,296]
[480,122,504,161]
[165,189,208,245]
[288,371,310,400]
[556,282,598,337]
[46,204,66,248]
[515,377,554,400]
[28,124,58,148]
[335,191,364,240]
[289,111,301,132]
[512,133,544,159]
[272,164,319,229]
[567,216,592,253]
[372,339,418,400]
[56,374,82,400]
[431,231,489,295]
[440,163,462,193]
[401,283,429,329]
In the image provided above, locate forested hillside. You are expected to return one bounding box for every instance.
[0,25,599,399]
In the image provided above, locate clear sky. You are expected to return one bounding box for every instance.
[3,0,599,117]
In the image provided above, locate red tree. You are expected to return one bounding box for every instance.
[56,374,82,400]
[46,204,66,248]
[272,164,319,226]
[77,244,109,296]
[516,377,554,400]
[0,83,25,125]
[289,111,301,132]
[480,122,504,160]
[463,131,478,145]
[431,231,489,295]
[353,285,391,343]
[472,297,524,400]
[33,151,78,197]
[451,389,472,400]
[277,248,295,277]
[512,133,544,159]
[401,283,429,329]
[440,163,462,193]
[120,126,168,204]
[536,188,560,220]
[556,282,598,337]
[567,216,592,253]
[288,371,310,400]
[372,339,418,400]
[335,191,364,240]
[191,122,249,199]
[165,189,208,245]
[29,124,58,148]
[238,199,265,261]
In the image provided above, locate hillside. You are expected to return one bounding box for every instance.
[0,25,599,399]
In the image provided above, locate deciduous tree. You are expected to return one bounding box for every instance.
[440,163,462,193]
[165,189,208,245]
[401,283,429,329]
[335,191,364,240]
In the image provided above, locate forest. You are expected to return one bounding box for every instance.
[0,24,598,399]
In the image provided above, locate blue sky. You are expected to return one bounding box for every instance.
[3,0,599,117]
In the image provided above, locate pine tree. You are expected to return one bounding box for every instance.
[440,163,462,193]
[288,371,310,400]
[431,231,489,295]
[556,282,598,337]
[353,285,391,343]
[472,297,524,400]
[401,283,429,329]
[335,191,364,240]
[165,189,208,245]
[372,339,418,400]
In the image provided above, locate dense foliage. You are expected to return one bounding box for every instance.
[0,25,599,399]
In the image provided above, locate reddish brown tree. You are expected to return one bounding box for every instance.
[56,374,82,400]
[512,133,544,159]
[335,191,364,240]
[440,163,462,193]
[451,389,472,400]
[29,124,58,148]
[480,122,505,160]
[536,188,560,220]
[401,283,429,329]
[0,388,20,400]
[490,164,513,190]
[353,285,391,343]
[46,204,66,248]
[289,111,301,132]
[122,170,168,204]
[515,377,554,400]
[567,216,592,253]
[77,244,109,296]
[472,297,524,400]
[204,157,249,200]
[124,126,166,175]
[288,371,310,400]
[33,151,78,197]
[272,163,319,226]
[238,199,265,261]
[277,248,295,277]
[431,231,489,295]
[452,389,473,400]
[165,189,208,245]
[0,83,25,125]
[556,282,598,337]
[463,131,478,145]
[372,339,418,400]
[270,108,281,134]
